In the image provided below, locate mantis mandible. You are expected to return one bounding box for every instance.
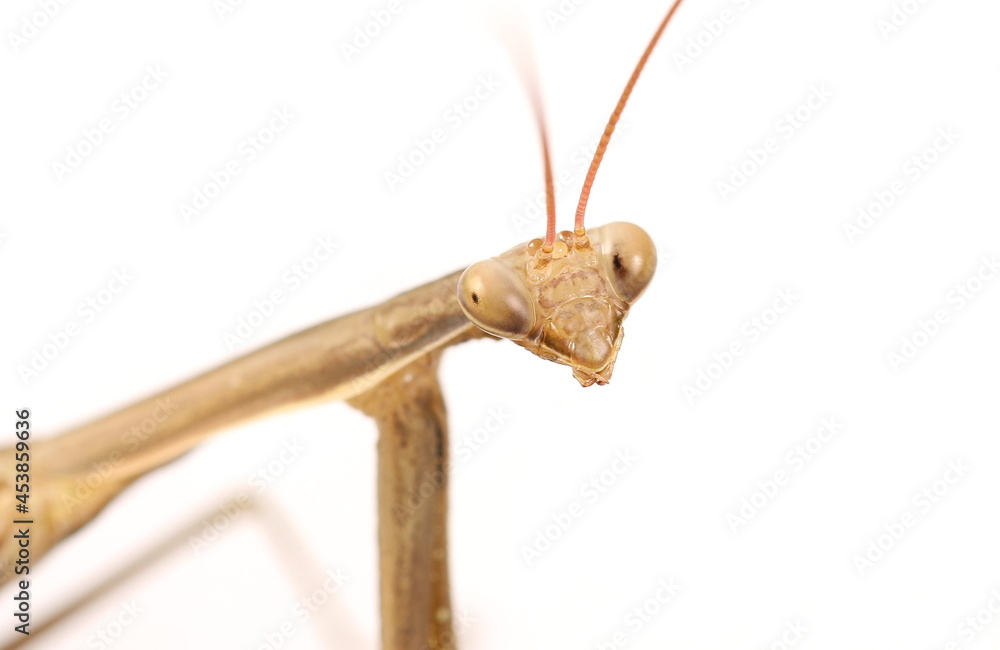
[2,1,685,647]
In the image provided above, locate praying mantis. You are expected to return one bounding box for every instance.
[1,1,686,647]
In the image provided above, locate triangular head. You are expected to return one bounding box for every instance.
[458,222,655,386]
[456,0,684,385]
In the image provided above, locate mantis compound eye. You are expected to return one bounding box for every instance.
[596,222,657,304]
[458,259,536,340]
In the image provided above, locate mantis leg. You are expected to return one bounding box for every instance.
[349,351,456,650]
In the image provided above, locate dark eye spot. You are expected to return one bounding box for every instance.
[613,253,624,272]
[471,292,479,304]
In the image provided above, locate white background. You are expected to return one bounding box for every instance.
[2,0,999,648]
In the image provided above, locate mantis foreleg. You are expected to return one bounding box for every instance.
[350,352,456,650]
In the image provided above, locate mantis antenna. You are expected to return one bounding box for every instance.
[533,81,558,252]
[497,8,559,251]
[508,0,687,251]
[572,0,687,235]
[458,0,683,383]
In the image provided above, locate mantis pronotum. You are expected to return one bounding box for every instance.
[2,1,684,647]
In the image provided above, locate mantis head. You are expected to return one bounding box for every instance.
[458,222,655,386]
[457,0,683,385]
